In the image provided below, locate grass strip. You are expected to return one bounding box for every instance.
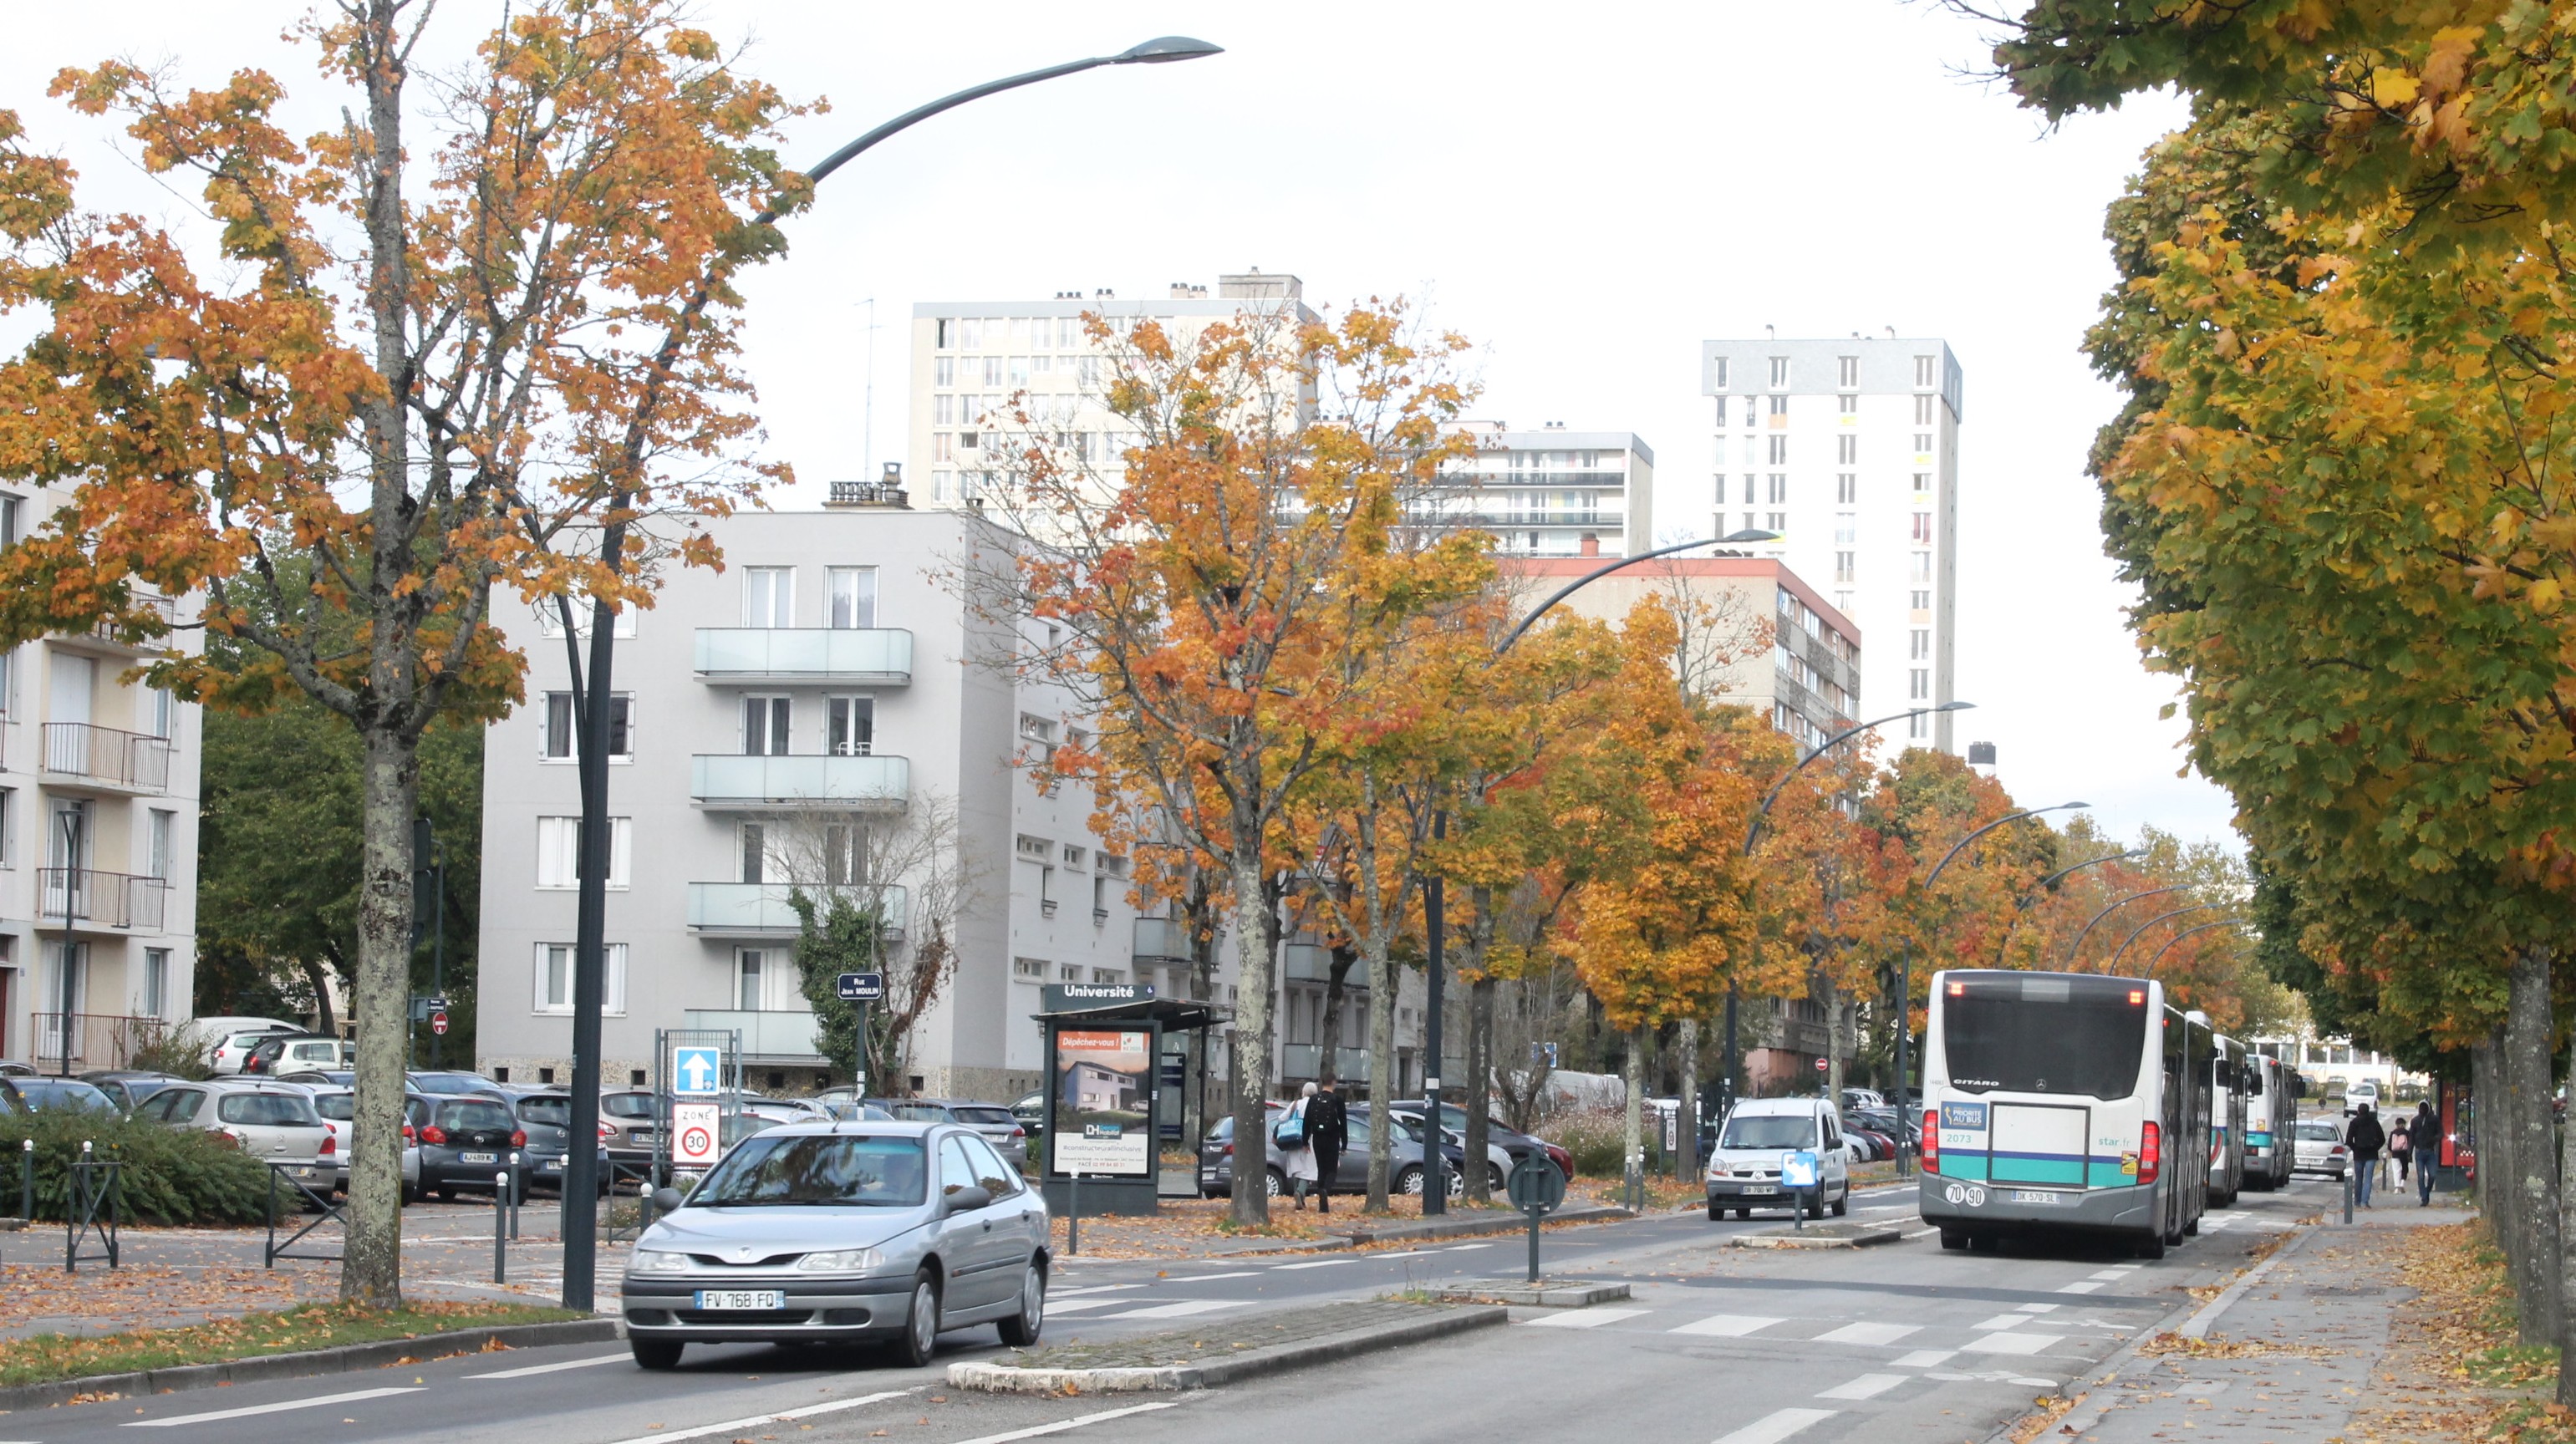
[0,1299,583,1390]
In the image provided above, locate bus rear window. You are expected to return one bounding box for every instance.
[1940,974,2149,1100]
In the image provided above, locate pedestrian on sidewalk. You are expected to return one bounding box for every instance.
[1279,1081,1320,1210]
[1306,1075,1348,1214]
[2389,1116,2412,1184]
[2412,1100,2440,1205]
[2345,1101,2386,1208]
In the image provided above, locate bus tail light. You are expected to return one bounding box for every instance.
[2139,1121,2161,1184]
[1919,1123,1937,1173]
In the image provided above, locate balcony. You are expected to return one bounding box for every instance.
[33,1012,171,1070]
[38,868,171,931]
[43,723,172,794]
[74,592,180,653]
[1133,916,1194,963]
[694,628,913,685]
[687,882,908,940]
[690,754,909,811]
[1281,1044,1373,1082]
[680,1009,829,1060]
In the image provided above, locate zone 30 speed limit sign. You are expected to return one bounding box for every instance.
[673,1102,720,1166]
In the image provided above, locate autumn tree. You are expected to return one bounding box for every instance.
[0,1,812,1301]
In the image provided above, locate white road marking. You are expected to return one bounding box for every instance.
[1171,1270,1260,1282]
[1106,1300,1248,1319]
[466,1352,631,1379]
[1046,1298,1147,1314]
[1049,1284,1147,1297]
[1972,1313,2034,1330]
[1524,1307,1648,1329]
[595,1389,913,1444]
[1710,1406,1839,1444]
[1813,1322,1919,1346]
[126,1387,424,1427]
[1817,1373,1907,1401]
[1891,1349,1957,1368]
[1669,1314,1783,1338]
[947,1399,1184,1444]
[1905,1226,1942,1238]
[1270,1258,1361,1270]
[1443,1243,1494,1252]
[1959,1331,2058,1356]
[2015,1303,2060,1313]
[1857,1205,1909,1213]
[2056,1281,2104,1294]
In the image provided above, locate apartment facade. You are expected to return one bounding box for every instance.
[1426,423,1656,559]
[473,502,1141,1101]
[0,486,202,1070]
[1700,335,1964,752]
[906,270,1320,511]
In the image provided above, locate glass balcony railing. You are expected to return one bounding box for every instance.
[680,1009,831,1060]
[690,754,909,810]
[1133,916,1193,962]
[687,882,908,938]
[693,628,913,684]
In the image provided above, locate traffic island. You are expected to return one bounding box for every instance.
[947,1299,1506,1394]
[1726,1222,1902,1249]
[1422,1279,1631,1307]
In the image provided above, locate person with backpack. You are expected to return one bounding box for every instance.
[2412,1099,2441,1205]
[1277,1080,1320,1209]
[2345,1102,2386,1208]
[2389,1113,2413,1186]
[1306,1075,1349,1213]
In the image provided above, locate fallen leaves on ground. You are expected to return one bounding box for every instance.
[2139,1331,2340,1359]
[0,1300,579,1391]
[2349,1220,2576,1443]
[2007,1392,2075,1442]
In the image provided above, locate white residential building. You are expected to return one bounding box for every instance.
[1425,423,1656,559]
[1700,335,1964,752]
[0,486,203,1070]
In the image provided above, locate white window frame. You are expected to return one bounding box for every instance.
[742,567,795,628]
[533,596,638,638]
[827,567,879,629]
[141,947,170,1019]
[534,942,627,1015]
[536,816,632,891]
[146,808,174,881]
[540,692,634,764]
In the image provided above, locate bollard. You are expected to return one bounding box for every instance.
[1525,1202,1541,1283]
[2342,1167,2354,1225]
[18,1138,31,1223]
[494,1172,509,1283]
[1067,1172,1080,1257]
[507,1153,521,1241]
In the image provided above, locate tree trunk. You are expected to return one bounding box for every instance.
[2559,1065,2576,1407]
[1227,852,1276,1225]
[1464,973,1495,1203]
[344,725,420,1305]
[1320,943,1357,1086]
[297,955,339,1037]
[1622,1027,1647,1208]
[1825,989,1846,1115]
[1363,934,1397,1212]
[2507,947,2560,1346]
[2475,1033,2515,1269]
[1676,1017,1701,1178]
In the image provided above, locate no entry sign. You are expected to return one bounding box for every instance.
[430,1010,449,1036]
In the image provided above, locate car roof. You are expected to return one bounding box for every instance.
[756,1119,946,1139]
[1732,1097,1833,1115]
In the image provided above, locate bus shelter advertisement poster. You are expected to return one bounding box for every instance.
[1052,1027,1152,1177]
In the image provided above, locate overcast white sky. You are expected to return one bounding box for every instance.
[4,3,2232,849]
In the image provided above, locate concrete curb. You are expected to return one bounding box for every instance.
[1726,1225,1901,1250]
[1425,1281,1630,1307]
[948,1304,1508,1394]
[1333,1203,1632,1248]
[2178,1227,2318,1340]
[0,1318,621,1415]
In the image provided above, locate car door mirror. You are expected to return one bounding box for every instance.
[651,1187,686,1213]
[945,1184,992,1213]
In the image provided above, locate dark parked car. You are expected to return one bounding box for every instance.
[275,1069,358,1088]
[501,1091,614,1195]
[1196,1104,1463,1197]
[601,1089,664,1167]
[79,1070,185,1112]
[0,1076,120,1114]
[413,1095,531,1201]
[1390,1099,1574,1180]
[407,1070,507,1096]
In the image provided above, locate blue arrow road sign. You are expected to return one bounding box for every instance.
[674,1046,722,1096]
[837,972,885,1002]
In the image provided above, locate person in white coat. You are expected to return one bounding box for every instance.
[1280,1080,1320,1209]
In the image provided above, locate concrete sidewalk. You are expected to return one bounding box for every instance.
[2061,1190,2472,1442]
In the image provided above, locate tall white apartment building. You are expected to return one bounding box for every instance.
[1700,336,1965,752]
[906,271,1320,511]
[0,487,203,1070]
[1428,423,1655,559]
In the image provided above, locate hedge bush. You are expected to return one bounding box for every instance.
[0,1110,273,1225]
[1544,1108,1636,1178]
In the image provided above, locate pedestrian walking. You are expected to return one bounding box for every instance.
[2345,1102,2386,1208]
[2411,1099,2440,1206]
[2388,1116,2412,1183]
[1279,1081,1320,1209]
[1307,1075,1348,1213]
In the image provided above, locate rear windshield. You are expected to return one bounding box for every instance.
[691,1135,928,1207]
[1721,1115,1818,1151]
[889,1103,952,1122]
[1938,973,2149,1100]
[602,1094,658,1120]
[2298,1121,2342,1141]
[515,1096,572,1126]
[435,1101,516,1131]
[313,1094,356,1121]
[954,1107,1016,1126]
[219,1093,319,1126]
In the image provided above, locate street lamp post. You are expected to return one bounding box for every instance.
[1889,801,2089,1174]
[1418,530,1775,1214]
[2060,883,2196,969]
[2107,902,2228,969]
[1992,848,2141,965]
[551,35,1224,1310]
[2145,918,2249,969]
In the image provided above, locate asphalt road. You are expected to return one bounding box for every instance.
[0,1174,2338,1444]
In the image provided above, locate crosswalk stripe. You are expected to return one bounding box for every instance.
[1103,1300,1246,1319]
[1973,1313,2032,1330]
[1524,1308,1647,1329]
[1817,1373,1907,1401]
[1670,1314,1783,1338]
[1813,1322,1918,1346]
[1959,1331,2056,1356]
[1709,1406,1838,1444]
[2057,1281,2104,1294]
[1891,1349,1957,1368]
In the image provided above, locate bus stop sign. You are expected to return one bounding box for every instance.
[1508,1150,1566,1214]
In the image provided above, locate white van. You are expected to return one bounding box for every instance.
[2344,1079,2380,1114]
[1705,1096,1851,1220]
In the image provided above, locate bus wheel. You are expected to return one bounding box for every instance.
[1939,1230,1967,1251]
[2136,1229,2166,1260]
[2183,1214,2201,1237]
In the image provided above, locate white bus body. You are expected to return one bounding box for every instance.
[2208,1035,2248,1207]
[2241,1052,2298,1191]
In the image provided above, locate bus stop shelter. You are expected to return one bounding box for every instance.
[1034,983,1229,1216]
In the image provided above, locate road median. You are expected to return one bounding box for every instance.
[949,1299,1505,1394]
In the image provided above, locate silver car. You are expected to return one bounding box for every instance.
[621,1120,1048,1370]
[2293,1118,2350,1179]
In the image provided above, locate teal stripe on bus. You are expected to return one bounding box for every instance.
[2245,1131,2273,1147]
[1930,1150,2141,1189]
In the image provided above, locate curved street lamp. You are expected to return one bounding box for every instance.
[2146,917,2252,969]
[2060,882,2196,969]
[1992,848,2142,966]
[553,35,1224,1308]
[2108,902,2230,969]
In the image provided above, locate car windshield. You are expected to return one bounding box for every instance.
[435,1100,516,1131]
[14,1080,117,1112]
[1721,1116,1818,1151]
[515,1096,573,1126]
[218,1092,319,1126]
[690,1134,928,1207]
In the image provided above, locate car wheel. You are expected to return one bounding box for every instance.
[893,1272,940,1368]
[997,1260,1045,1347]
[2183,1214,2200,1237]
[1445,1168,1466,1199]
[1396,1165,1424,1196]
[1708,1199,1723,1221]
[1265,1168,1285,1197]
[629,1337,683,1370]
[1485,1163,1505,1192]
[1830,1190,1848,1218]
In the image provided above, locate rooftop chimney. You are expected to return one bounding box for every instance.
[1579,533,1601,557]
[825,461,910,510]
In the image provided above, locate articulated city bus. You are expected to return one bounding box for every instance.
[1921,969,2211,1258]
[2240,1051,2298,1191]
[2207,1034,2248,1207]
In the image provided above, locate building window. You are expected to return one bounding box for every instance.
[1910,552,1933,583]
[146,687,176,740]
[935,318,955,349]
[1911,628,1932,661]
[981,357,1004,388]
[742,567,794,627]
[1766,435,1788,465]
[1837,355,1860,388]
[1013,957,1046,981]
[934,355,955,384]
[1765,511,1786,532]
[1913,395,1937,425]
[142,948,169,1019]
[736,948,776,1010]
[147,808,174,880]
[1710,357,1729,389]
[1833,589,1854,613]
[1834,513,1857,544]
[1838,393,1857,416]
[1913,432,1933,454]
[1912,472,1931,496]
[827,567,879,629]
[540,693,632,760]
[1912,511,1933,544]
[1767,394,1789,419]
[1834,552,1856,584]
[1910,669,1930,700]
[823,823,862,886]
[537,816,631,890]
[742,695,790,755]
[1019,712,1057,759]
[1911,589,1931,611]
[1768,356,1790,389]
[828,696,873,756]
[534,943,627,1015]
[740,823,766,885]
[1766,474,1788,504]
[932,394,954,425]
[1914,353,1937,387]
[1835,435,1856,465]
[0,493,17,547]
[1059,964,1083,983]
[1908,711,1928,740]
[1836,474,1856,505]
[1711,435,1728,467]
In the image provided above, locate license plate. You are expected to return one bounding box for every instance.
[2009,1189,2064,1205]
[542,1158,563,1169]
[461,1152,496,1164]
[1744,1185,1778,1196]
[694,1289,786,1311]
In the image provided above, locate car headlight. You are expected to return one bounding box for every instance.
[795,1248,884,1274]
[629,1248,691,1274]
